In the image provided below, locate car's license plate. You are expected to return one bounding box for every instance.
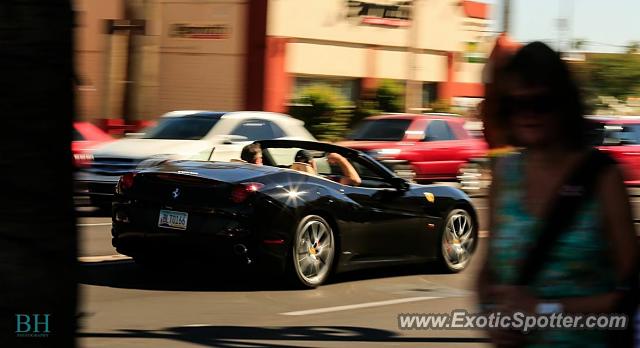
[158,209,188,230]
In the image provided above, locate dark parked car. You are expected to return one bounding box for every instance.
[112,140,478,287]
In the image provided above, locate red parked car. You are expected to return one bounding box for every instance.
[339,113,488,183]
[588,116,640,184]
[73,122,113,167]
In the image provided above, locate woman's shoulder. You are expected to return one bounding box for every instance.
[492,148,523,174]
[590,148,618,167]
[594,151,625,195]
[488,148,524,194]
[578,148,620,189]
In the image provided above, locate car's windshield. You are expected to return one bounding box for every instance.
[142,117,219,140]
[346,119,412,141]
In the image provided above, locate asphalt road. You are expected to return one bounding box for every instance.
[76,193,639,348]
[77,198,491,348]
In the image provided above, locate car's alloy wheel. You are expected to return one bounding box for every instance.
[439,209,475,272]
[291,215,335,287]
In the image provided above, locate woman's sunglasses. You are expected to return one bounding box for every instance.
[502,94,558,115]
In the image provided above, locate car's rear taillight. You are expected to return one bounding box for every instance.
[230,182,264,203]
[116,172,136,194]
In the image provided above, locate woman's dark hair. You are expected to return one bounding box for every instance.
[294,150,313,163]
[499,41,588,149]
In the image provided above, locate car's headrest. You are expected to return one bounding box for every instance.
[290,162,316,175]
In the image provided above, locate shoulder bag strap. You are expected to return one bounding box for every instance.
[515,149,616,286]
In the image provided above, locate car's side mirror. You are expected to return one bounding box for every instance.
[389,177,410,191]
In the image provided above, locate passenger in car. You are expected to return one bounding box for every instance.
[240,143,263,165]
[291,150,317,174]
[326,152,361,186]
[289,149,360,186]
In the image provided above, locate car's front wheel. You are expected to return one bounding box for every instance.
[438,208,476,272]
[289,215,336,288]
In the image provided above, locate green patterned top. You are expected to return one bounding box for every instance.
[489,151,615,346]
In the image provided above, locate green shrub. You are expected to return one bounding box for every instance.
[376,79,405,112]
[351,80,405,128]
[289,80,409,140]
[351,96,379,127]
[430,99,451,113]
[289,84,352,141]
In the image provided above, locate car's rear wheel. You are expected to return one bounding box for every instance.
[438,208,476,272]
[289,215,336,288]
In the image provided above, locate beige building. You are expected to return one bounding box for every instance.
[74,0,492,127]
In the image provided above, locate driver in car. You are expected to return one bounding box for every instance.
[291,150,360,186]
[326,152,361,186]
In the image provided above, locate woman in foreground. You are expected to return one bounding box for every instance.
[477,41,638,347]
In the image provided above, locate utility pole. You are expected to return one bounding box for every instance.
[557,0,574,53]
[103,17,145,125]
[405,0,420,113]
[122,2,137,126]
[503,0,511,33]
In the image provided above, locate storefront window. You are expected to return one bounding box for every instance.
[422,83,438,108]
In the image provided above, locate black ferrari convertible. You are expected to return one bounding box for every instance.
[112,140,478,287]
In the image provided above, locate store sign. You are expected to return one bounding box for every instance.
[169,23,231,40]
[346,1,412,27]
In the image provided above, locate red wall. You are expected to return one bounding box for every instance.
[244,0,268,110]
[263,37,290,113]
[463,1,491,19]
[438,52,484,99]
[243,0,289,113]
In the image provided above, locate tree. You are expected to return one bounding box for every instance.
[583,53,640,101]
[0,1,77,346]
[375,79,405,112]
[626,41,640,54]
[290,85,351,141]
[430,99,452,113]
[571,38,586,51]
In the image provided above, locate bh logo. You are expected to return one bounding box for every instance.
[15,314,50,337]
